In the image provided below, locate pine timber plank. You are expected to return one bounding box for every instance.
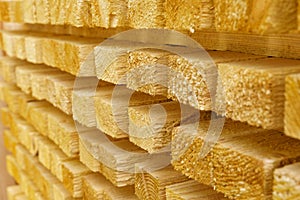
[166,180,228,200]
[217,58,300,130]
[126,49,170,96]
[79,129,141,187]
[171,120,300,199]
[0,57,27,84]
[3,130,19,156]
[94,85,167,138]
[6,155,21,184]
[82,173,138,200]
[284,73,300,140]
[0,0,23,23]
[273,163,300,199]
[214,0,297,34]
[135,165,189,200]
[165,0,215,33]
[1,107,12,127]
[79,138,101,172]
[6,186,23,200]
[128,101,209,153]
[128,0,165,29]
[62,160,92,198]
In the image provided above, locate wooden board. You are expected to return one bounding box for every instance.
[82,173,138,200]
[273,163,300,199]
[171,120,300,199]
[128,101,209,153]
[53,183,74,200]
[218,58,300,131]
[166,180,228,200]
[0,0,23,23]
[284,73,300,140]
[6,154,21,184]
[1,31,103,76]
[94,85,167,138]
[135,165,189,200]
[214,0,297,34]
[6,185,23,200]
[0,57,27,84]
[3,130,19,156]
[62,160,92,198]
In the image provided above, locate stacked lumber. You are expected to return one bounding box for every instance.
[171,120,300,199]
[284,73,300,140]
[166,180,228,199]
[217,58,300,130]
[273,163,300,199]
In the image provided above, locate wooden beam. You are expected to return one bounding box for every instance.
[273,163,300,199]
[6,154,21,184]
[218,58,300,130]
[50,148,73,182]
[166,180,228,200]
[94,85,167,138]
[6,185,23,200]
[0,57,27,84]
[53,183,73,200]
[82,173,138,200]
[0,0,23,23]
[284,73,300,140]
[62,160,92,198]
[128,101,209,153]
[128,0,165,29]
[79,139,101,173]
[165,0,215,33]
[214,0,297,34]
[3,130,19,156]
[135,165,189,200]
[172,120,300,199]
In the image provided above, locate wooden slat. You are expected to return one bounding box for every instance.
[53,183,74,200]
[128,0,165,29]
[6,155,21,184]
[94,85,167,138]
[218,58,300,130]
[171,120,300,199]
[135,165,188,200]
[80,130,139,187]
[166,180,228,200]
[0,0,23,23]
[1,107,12,127]
[79,139,101,173]
[3,130,19,156]
[62,160,92,198]
[128,101,208,153]
[82,173,138,200]
[0,57,27,84]
[284,73,300,140]
[214,0,297,34]
[50,148,73,182]
[7,185,23,200]
[165,0,215,33]
[273,163,300,199]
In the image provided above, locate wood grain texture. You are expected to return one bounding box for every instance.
[82,173,138,200]
[218,58,300,130]
[172,120,300,199]
[94,85,167,138]
[273,163,300,199]
[284,74,300,140]
[166,180,228,200]
[135,165,188,200]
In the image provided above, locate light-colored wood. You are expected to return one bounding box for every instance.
[128,102,209,153]
[95,85,167,138]
[218,58,300,131]
[3,130,18,156]
[6,155,20,184]
[53,183,74,200]
[79,139,101,173]
[165,0,215,33]
[62,160,91,198]
[50,148,73,182]
[0,1,23,23]
[126,49,170,96]
[172,120,300,199]
[284,74,300,140]
[72,80,113,127]
[273,163,300,199]
[1,107,12,127]
[128,0,165,29]
[37,137,59,170]
[7,185,23,200]
[3,85,24,113]
[80,130,139,187]
[214,0,297,34]
[15,64,55,94]
[0,57,27,84]
[82,173,138,200]
[135,165,189,200]
[298,0,300,31]
[166,180,228,200]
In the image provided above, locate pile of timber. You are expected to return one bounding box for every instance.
[1,1,300,200]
